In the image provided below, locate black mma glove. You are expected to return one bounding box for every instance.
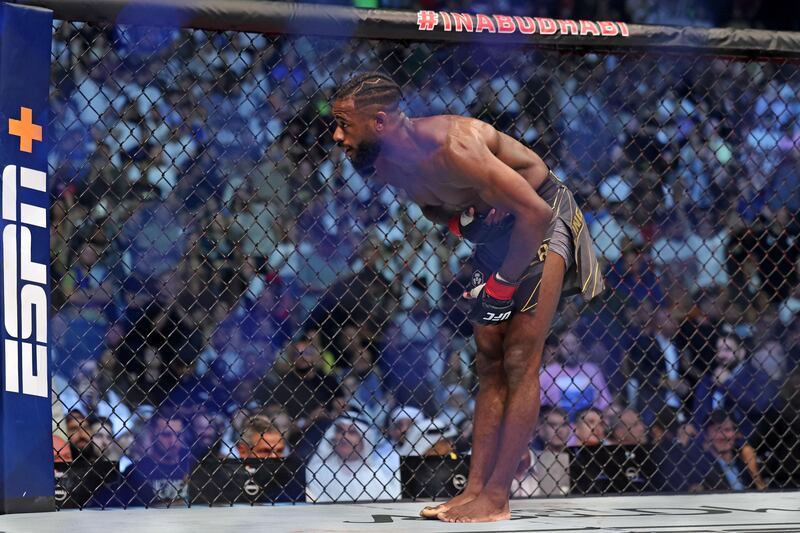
[465,272,519,325]
[448,207,514,244]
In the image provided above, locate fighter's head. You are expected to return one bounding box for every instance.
[332,72,403,173]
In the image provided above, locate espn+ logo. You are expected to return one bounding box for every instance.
[2,164,48,397]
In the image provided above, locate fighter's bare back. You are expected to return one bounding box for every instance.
[371,115,550,216]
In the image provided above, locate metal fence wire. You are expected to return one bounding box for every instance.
[48,20,800,508]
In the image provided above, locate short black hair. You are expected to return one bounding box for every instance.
[540,405,569,420]
[719,329,749,352]
[575,406,604,424]
[706,409,734,429]
[334,72,402,111]
[651,407,679,433]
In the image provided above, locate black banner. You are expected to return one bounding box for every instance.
[12,0,800,58]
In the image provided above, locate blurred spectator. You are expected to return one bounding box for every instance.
[309,234,402,353]
[302,326,338,373]
[375,405,423,461]
[58,359,132,439]
[604,237,666,310]
[728,207,799,303]
[395,416,458,457]
[684,209,730,290]
[88,416,123,462]
[453,417,474,455]
[62,414,125,507]
[65,409,93,461]
[380,280,444,409]
[692,332,779,438]
[673,286,725,391]
[189,408,224,461]
[119,186,189,281]
[751,339,789,383]
[588,175,641,264]
[436,383,473,430]
[237,416,287,459]
[649,408,706,492]
[785,316,800,370]
[119,410,191,507]
[54,435,73,463]
[755,367,800,489]
[515,405,571,497]
[649,407,679,447]
[241,269,296,351]
[51,228,116,375]
[219,404,258,460]
[607,408,648,446]
[164,352,225,414]
[624,305,690,423]
[602,398,626,435]
[336,336,389,426]
[697,410,767,491]
[572,407,606,447]
[261,340,340,427]
[305,411,400,502]
[510,445,539,499]
[540,329,612,421]
[289,389,349,462]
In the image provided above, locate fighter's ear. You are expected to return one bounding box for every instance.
[374,110,387,132]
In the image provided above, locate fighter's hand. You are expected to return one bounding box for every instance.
[464,273,518,325]
[449,207,514,243]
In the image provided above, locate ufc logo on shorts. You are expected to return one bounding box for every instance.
[2,165,48,398]
[482,311,511,322]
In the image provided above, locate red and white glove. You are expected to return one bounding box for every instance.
[465,272,519,325]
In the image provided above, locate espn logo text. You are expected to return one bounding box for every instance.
[3,164,48,397]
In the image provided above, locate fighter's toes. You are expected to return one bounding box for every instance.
[419,505,444,519]
[437,496,510,523]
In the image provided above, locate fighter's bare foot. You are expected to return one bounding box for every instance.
[438,494,511,523]
[419,491,479,519]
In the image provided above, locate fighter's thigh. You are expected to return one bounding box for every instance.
[504,252,567,361]
[473,322,507,376]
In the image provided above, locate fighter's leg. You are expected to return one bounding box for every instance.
[419,321,508,518]
[440,253,566,523]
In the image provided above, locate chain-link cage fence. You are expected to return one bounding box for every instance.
[44,12,800,509]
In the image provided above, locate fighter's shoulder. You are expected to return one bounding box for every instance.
[415,115,497,148]
[427,117,500,182]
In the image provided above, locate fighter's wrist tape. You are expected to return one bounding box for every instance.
[447,214,462,238]
[485,273,519,300]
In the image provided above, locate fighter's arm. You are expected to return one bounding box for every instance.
[419,205,453,225]
[447,128,552,281]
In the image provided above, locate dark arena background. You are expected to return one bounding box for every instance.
[0,1,799,532]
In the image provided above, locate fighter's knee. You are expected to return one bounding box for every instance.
[503,342,542,385]
[475,351,504,381]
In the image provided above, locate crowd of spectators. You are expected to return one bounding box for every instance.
[47,11,800,507]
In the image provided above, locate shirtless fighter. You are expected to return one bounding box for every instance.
[331,73,605,523]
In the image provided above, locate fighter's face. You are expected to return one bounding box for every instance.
[332,98,381,174]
